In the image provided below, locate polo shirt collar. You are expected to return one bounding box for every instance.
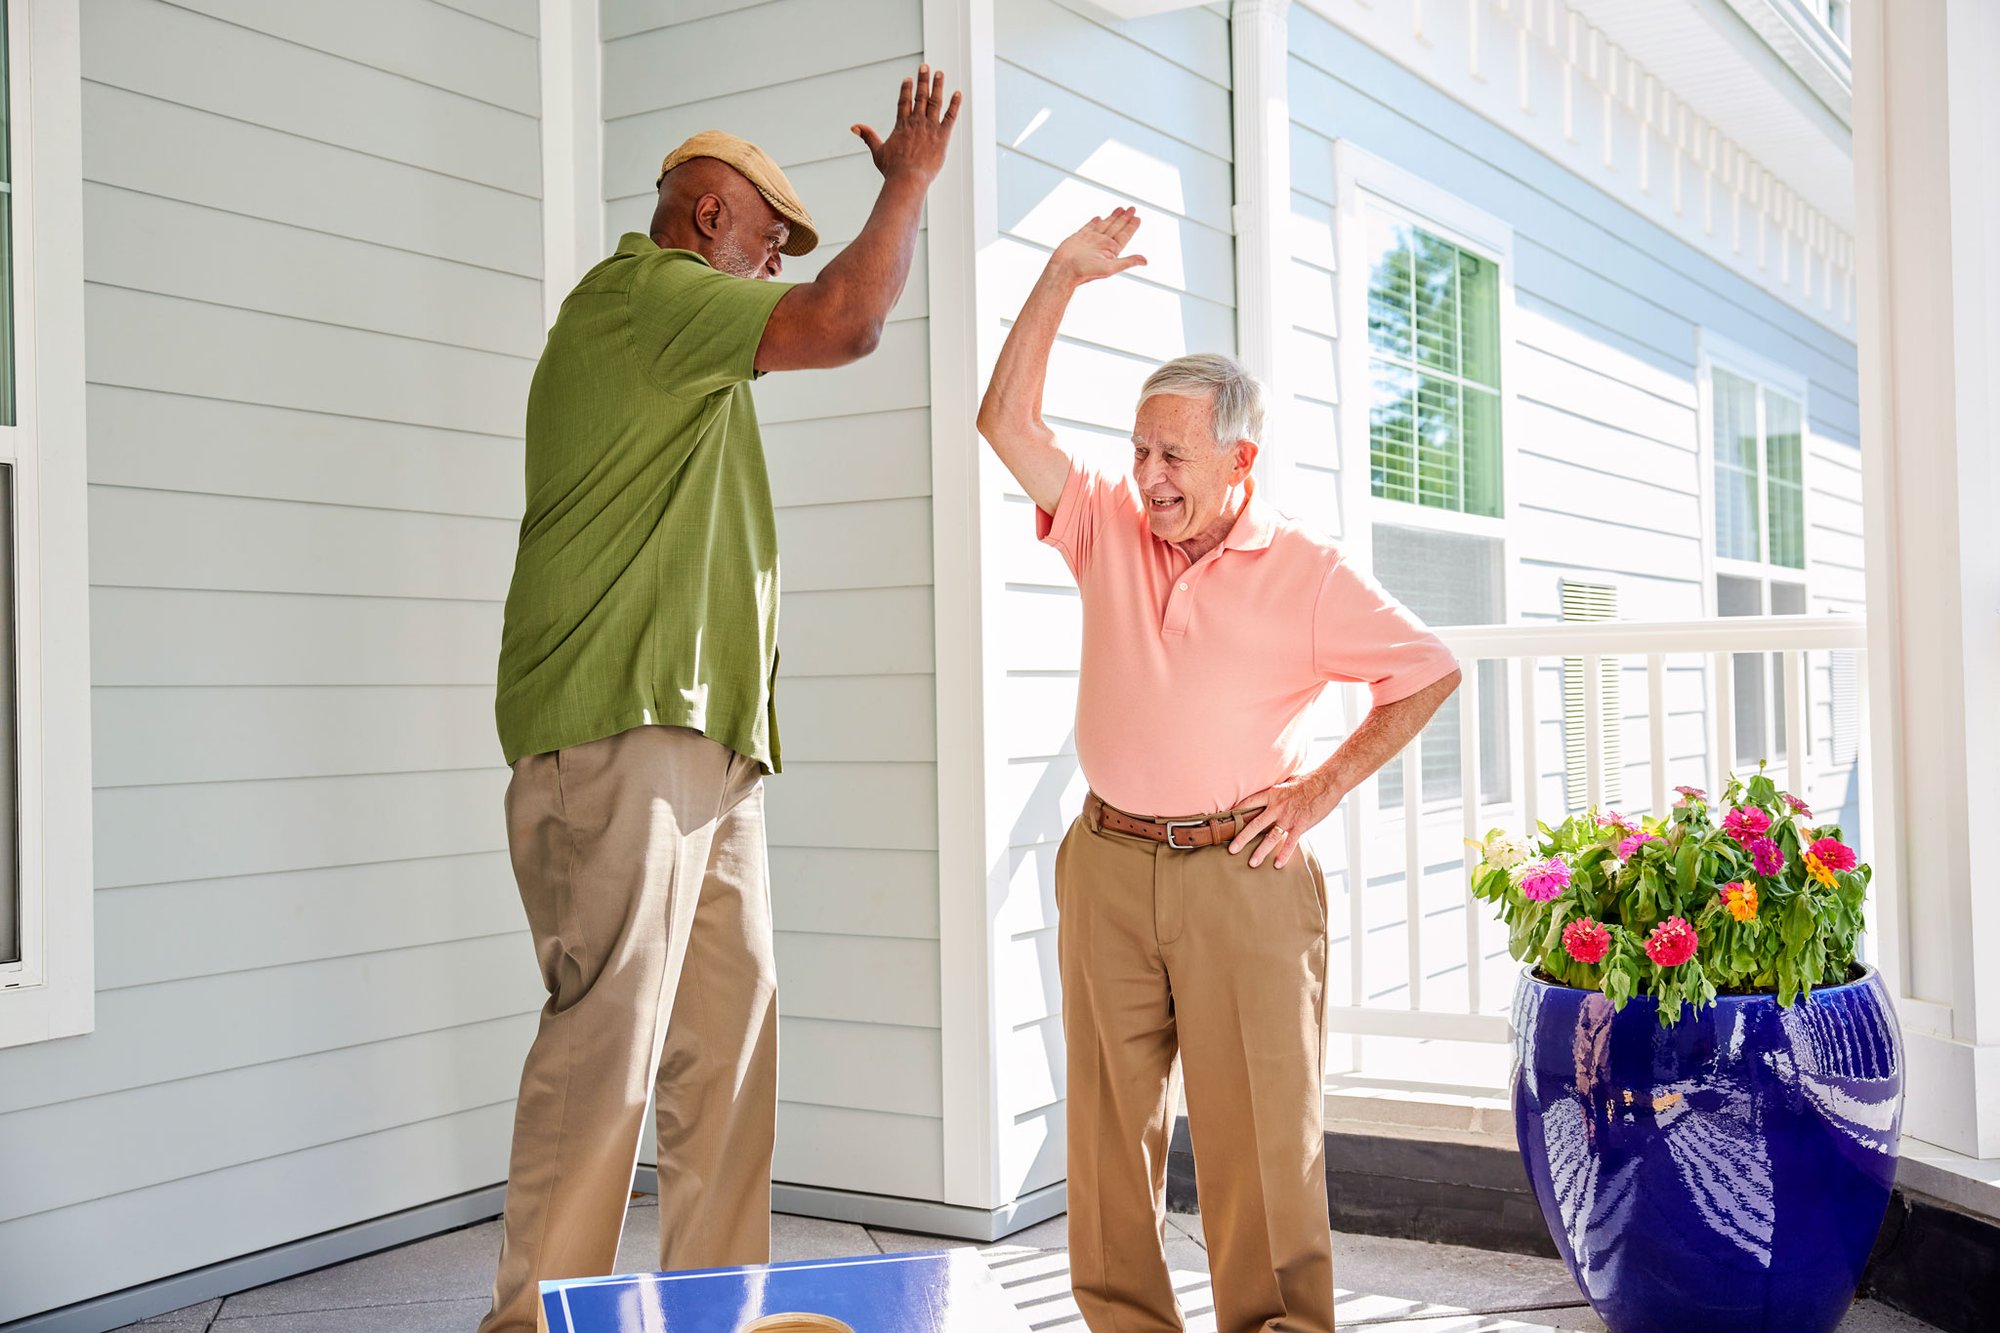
[1219,476,1278,552]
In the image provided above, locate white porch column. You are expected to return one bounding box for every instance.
[1231,0,1294,493]
[1853,0,2000,1157]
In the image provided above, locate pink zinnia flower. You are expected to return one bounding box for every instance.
[1723,807,1773,845]
[1616,831,1660,859]
[1600,811,1639,835]
[1784,793,1813,817]
[1644,916,1699,968]
[1811,837,1858,872]
[1518,858,1572,902]
[1750,836,1785,877]
[1673,785,1707,805]
[1563,918,1611,965]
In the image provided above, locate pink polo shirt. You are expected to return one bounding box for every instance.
[1037,463,1459,817]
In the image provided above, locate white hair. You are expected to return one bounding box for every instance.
[1137,353,1265,451]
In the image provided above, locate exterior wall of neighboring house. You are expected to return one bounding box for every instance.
[1283,6,1865,839]
[0,0,545,1321]
[598,0,951,1205]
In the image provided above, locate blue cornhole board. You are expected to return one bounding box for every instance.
[538,1250,1032,1333]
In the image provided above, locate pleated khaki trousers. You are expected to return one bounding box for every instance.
[1058,797,1335,1333]
[478,725,779,1333]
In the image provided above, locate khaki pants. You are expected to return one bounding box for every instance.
[478,725,779,1333]
[1059,797,1334,1333]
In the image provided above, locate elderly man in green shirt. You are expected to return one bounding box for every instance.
[478,69,960,1333]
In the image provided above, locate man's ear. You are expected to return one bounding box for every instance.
[1232,439,1260,483]
[695,192,726,239]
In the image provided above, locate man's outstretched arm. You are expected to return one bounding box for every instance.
[977,209,1147,513]
[756,67,961,372]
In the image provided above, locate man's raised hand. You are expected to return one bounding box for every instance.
[1051,208,1148,284]
[853,65,962,184]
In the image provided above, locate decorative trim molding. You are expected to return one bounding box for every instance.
[1298,0,1858,334]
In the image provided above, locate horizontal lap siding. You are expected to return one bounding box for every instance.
[600,0,946,1200]
[991,0,1235,1196]
[0,0,544,1319]
[1285,9,1862,821]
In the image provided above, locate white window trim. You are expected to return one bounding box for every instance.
[0,0,92,1049]
[1332,143,1522,822]
[1696,328,1813,603]
[1332,142,1521,612]
[1695,328,1814,775]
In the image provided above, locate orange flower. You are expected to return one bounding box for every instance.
[1721,881,1759,923]
[1803,851,1838,887]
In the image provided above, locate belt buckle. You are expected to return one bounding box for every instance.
[1164,818,1205,850]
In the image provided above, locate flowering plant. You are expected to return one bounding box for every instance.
[1468,771,1871,1026]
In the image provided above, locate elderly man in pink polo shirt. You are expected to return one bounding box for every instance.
[977,209,1461,1332]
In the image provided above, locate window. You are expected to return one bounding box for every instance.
[0,0,90,1048]
[1703,346,1810,769]
[0,0,19,969]
[1806,0,1851,47]
[1373,525,1510,808]
[1365,208,1503,517]
[1339,153,1515,815]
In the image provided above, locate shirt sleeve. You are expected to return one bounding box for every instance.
[1034,458,1128,580]
[1313,549,1462,706]
[626,252,795,399]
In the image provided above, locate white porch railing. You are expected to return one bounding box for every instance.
[1318,614,1872,1052]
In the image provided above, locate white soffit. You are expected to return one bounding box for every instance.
[1567,0,1852,231]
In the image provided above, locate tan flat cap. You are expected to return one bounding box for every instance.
[659,130,818,256]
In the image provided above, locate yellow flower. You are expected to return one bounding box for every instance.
[1722,881,1759,923]
[1803,851,1837,887]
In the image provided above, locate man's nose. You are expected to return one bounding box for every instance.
[766,252,783,278]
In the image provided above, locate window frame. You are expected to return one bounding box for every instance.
[0,0,92,1049]
[1697,330,1813,594]
[1333,143,1521,819]
[1696,330,1814,772]
[1334,143,1520,576]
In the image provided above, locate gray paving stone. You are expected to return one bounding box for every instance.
[212,1296,490,1332]
[1331,1231,1583,1320]
[219,1220,501,1317]
[1837,1301,1952,1332]
[1166,1210,1205,1248]
[866,1225,981,1254]
[994,1211,1068,1250]
[123,1299,222,1329]
[770,1212,879,1262]
[1350,1310,1603,1332]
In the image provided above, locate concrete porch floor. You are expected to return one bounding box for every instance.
[115,1196,1940,1332]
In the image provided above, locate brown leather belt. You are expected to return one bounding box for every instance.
[1085,792,1249,850]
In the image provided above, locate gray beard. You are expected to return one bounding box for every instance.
[712,233,761,279]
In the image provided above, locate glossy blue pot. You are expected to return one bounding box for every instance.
[1512,966,1902,1333]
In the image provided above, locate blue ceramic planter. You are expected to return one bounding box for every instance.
[1512,966,1902,1333]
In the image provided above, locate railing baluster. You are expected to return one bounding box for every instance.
[1405,721,1424,1011]
[1648,654,1668,817]
[1583,652,1603,811]
[1344,683,1368,1018]
[1713,651,1736,794]
[1519,655,1539,833]
[1460,660,1482,1015]
[1784,649,1806,796]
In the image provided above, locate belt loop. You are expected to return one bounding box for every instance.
[1084,792,1104,834]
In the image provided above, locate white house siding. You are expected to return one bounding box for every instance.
[0,0,543,1320]
[1285,9,1864,842]
[599,0,948,1203]
[986,0,1236,1197]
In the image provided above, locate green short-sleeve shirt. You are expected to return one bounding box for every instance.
[495,234,795,769]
